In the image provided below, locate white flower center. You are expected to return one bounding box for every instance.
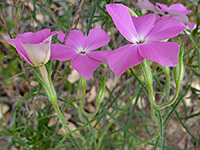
[132,34,147,45]
[77,47,88,55]
[136,40,145,45]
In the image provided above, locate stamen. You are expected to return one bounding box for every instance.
[136,40,145,45]
[77,47,88,55]
[80,51,86,54]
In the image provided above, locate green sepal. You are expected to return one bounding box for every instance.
[174,42,184,86]
[127,7,138,17]
[97,75,106,105]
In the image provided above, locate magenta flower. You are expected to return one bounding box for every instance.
[137,0,195,29]
[6,29,57,66]
[106,4,186,76]
[50,29,110,79]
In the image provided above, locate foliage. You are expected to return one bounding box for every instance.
[0,0,199,150]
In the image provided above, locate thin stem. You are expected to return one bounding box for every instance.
[51,0,85,79]
[183,30,200,69]
[86,0,99,35]
[78,76,103,119]
[63,0,85,44]
[140,60,158,123]
[157,110,163,150]
[97,89,141,150]
[156,43,183,109]
[140,59,165,148]
[53,101,69,133]
[163,66,170,100]
[140,60,155,106]
[37,65,81,149]
[129,68,148,93]
[38,65,50,86]
[0,10,12,38]
[1,7,33,104]
[79,85,100,117]
[156,85,180,110]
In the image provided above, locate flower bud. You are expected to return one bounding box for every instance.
[174,42,184,86]
[97,75,106,105]
[5,29,57,66]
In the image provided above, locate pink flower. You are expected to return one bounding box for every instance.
[5,29,57,66]
[106,4,186,76]
[137,0,195,29]
[50,29,110,79]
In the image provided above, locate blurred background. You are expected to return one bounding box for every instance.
[0,0,199,149]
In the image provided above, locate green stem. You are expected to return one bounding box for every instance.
[140,59,164,148]
[140,60,155,106]
[37,65,81,149]
[38,65,50,86]
[53,101,69,133]
[157,44,184,109]
[97,90,140,150]
[78,76,105,121]
[156,85,180,110]
[157,110,163,150]
[140,60,158,123]
[163,66,170,100]
[79,86,100,118]
[38,66,69,133]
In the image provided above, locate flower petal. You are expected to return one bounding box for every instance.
[17,29,51,44]
[188,22,196,30]
[167,9,189,23]
[169,3,191,15]
[21,42,50,66]
[106,4,138,43]
[85,28,110,51]
[137,0,158,12]
[5,39,33,65]
[138,42,179,67]
[57,30,85,49]
[71,54,101,79]
[155,3,168,12]
[147,15,186,41]
[87,50,112,62]
[107,44,144,76]
[132,14,156,40]
[50,44,77,61]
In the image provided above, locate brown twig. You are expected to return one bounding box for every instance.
[0,10,12,39]
[1,2,33,106]
[63,0,86,44]
[14,1,33,102]
[0,54,16,58]
[51,0,86,79]
[75,0,86,28]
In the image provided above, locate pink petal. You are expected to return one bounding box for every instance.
[188,22,196,30]
[169,3,191,15]
[138,42,179,67]
[20,42,50,66]
[147,15,186,42]
[106,4,138,43]
[71,54,101,79]
[137,0,158,12]
[57,30,85,49]
[132,14,156,40]
[50,44,77,61]
[87,50,112,62]
[17,29,51,44]
[168,9,189,23]
[85,28,110,51]
[107,44,144,76]
[5,39,33,65]
[155,3,168,12]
